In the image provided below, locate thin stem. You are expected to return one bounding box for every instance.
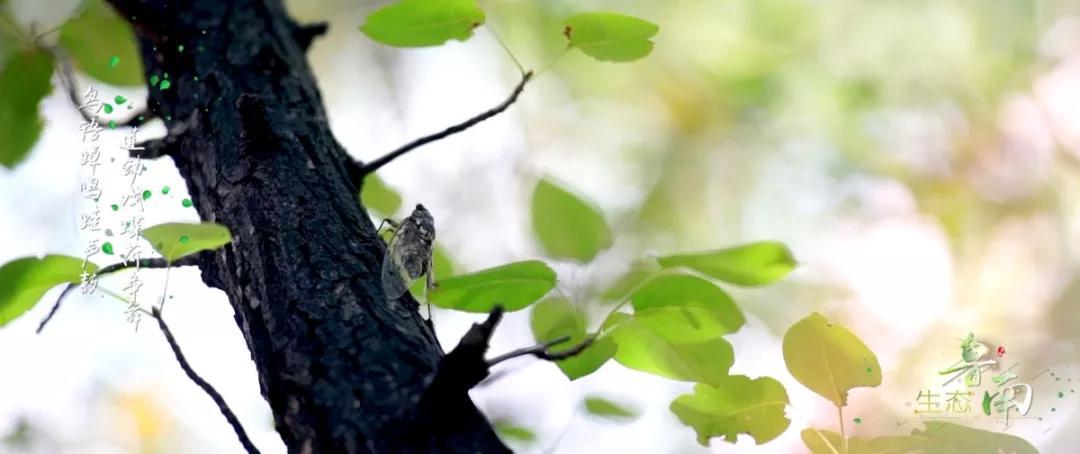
[487,26,525,76]
[837,405,847,454]
[535,48,569,77]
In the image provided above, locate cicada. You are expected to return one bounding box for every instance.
[379,204,436,303]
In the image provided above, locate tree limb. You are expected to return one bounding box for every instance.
[353,70,533,181]
[151,306,261,454]
[36,256,201,334]
[291,21,328,51]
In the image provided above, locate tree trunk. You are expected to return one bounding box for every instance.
[108,0,509,452]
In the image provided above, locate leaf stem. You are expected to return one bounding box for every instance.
[837,405,847,454]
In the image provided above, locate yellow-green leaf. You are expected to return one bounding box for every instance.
[631,273,745,342]
[657,241,796,286]
[583,396,638,421]
[913,421,1037,454]
[606,312,734,385]
[360,0,485,48]
[782,313,881,407]
[429,260,555,312]
[670,375,791,446]
[801,428,927,454]
[59,0,144,86]
[361,173,402,217]
[564,12,659,62]
[530,297,614,379]
[141,222,232,262]
[530,177,612,263]
[0,255,96,327]
[0,47,54,169]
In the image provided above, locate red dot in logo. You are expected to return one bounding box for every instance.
[996,346,1006,357]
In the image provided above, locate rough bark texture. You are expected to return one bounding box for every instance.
[108,0,509,452]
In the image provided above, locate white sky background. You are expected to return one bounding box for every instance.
[4,0,1080,453]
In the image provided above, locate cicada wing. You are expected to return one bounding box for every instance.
[381,237,411,300]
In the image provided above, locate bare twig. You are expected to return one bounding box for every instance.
[151,307,261,454]
[291,21,328,51]
[36,256,200,333]
[354,71,533,179]
[487,335,596,367]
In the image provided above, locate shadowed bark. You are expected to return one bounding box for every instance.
[104,0,509,452]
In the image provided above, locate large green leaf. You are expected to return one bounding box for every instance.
[141,222,232,262]
[59,0,144,86]
[583,396,639,422]
[361,173,402,217]
[429,260,555,312]
[360,0,485,48]
[657,242,796,286]
[782,313,881,407]
[530,177,612,263]
[630,273,745,342]
[670,375,791,446]
[801,429,927,454]
[606,312,734,385]
[0,47,54,169]
[914,421,1037,454]
[564,12,659,62]
[0,255,96,327]
[530,297,614,379]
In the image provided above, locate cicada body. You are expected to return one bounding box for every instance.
[380,204,435,301]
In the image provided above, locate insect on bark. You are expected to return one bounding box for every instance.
[379,204,436,310]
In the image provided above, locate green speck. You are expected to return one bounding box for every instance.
[102,242,114,255]
[1052,408,1057,412]
[161,186,170,195]
[165,115,172,121]
[150,74,160,86]
[138,115,145,121]
[142,190,152,200]
[108,120,116,129]
[178,44,185,52]
[111,204,119,212]
[866,367,872,373]
[114,95,127,105]
[164,72,169,79]
[103,103,113,114]
[1060,392,1065,398]
[109,56,120,68]
[179,235,190,244]
[853,417,862,424]
[159,80,172,90]
[182,198,193,208]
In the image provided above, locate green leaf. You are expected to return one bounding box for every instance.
[782,313,881,407]
[0,255,96,327]
[630,273,745,342]
[59,0,144,86]
[530,177,612,263]
[429,260,555,312]
[670,375,791,446]
[583,396,638,421]
[564,12,659,62]
[492,420,536,444]
[359,0,485,48]
[801,429,927,454]
[657,241,796,286]
[361,174,402,217]
[530,297,615,379]
[140,222,232,262]
[913,421,1037,454]
[606,312,734,385]
[0,47,54,169]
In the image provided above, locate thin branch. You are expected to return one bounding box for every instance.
[291,21,328,51]
[487,335,596,367]
[151,307,261,454]
[354,71,533,179]
[36,256,200,334]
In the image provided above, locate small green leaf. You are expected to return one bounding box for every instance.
[670,375,791,446]
[631,273,745,342]
[564,12,659,62]
[59,0,144,86]
[606,312,734,385]
[782,313,881,407]
[583,396,638,421]
[429,260,555,312]
[801,429,927,454]
[492,420,536,444]
[141,222,232,262]
[530,177,612,263]
[0,255,96,327]
[657,241,796,286]
[0,47,54,169]
[530,297,614,379]
[360,0,485,48]
[361,174,402,217]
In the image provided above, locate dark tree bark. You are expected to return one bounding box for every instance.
[105,0,510,452]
